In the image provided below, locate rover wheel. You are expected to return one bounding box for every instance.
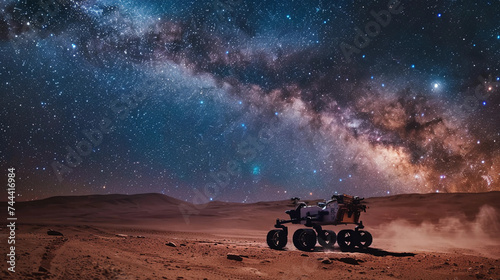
[267,229,287,250]
[357,230,372,248]
[337,229,357,251]
[318,230,336,249]
[293,229,316,251]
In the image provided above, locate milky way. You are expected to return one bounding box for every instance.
[1,0,499,202]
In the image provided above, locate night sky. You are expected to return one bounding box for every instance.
[1,0,499,203]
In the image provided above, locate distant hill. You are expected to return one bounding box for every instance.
[6,192,500,232]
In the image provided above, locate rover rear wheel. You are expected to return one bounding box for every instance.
[267,229,287,250]
[318,230,336,249]
[337,229,357,251]
[293,229,316,251]
[357,230,372,248]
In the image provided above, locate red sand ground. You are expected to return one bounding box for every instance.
[1,192,500,279]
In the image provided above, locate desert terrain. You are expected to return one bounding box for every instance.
[1,192,500,279]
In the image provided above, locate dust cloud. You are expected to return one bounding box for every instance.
[374,205,500,257]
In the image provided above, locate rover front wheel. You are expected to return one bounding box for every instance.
[293,229,316,251]
[337,229,357,251]
[318,230,336,249]
[267,229,287,250]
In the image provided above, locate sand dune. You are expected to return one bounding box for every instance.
[14,192,500,230]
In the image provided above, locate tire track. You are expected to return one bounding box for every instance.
[39,236,68,273]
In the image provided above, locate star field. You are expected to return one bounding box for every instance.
[0,0,499,202]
